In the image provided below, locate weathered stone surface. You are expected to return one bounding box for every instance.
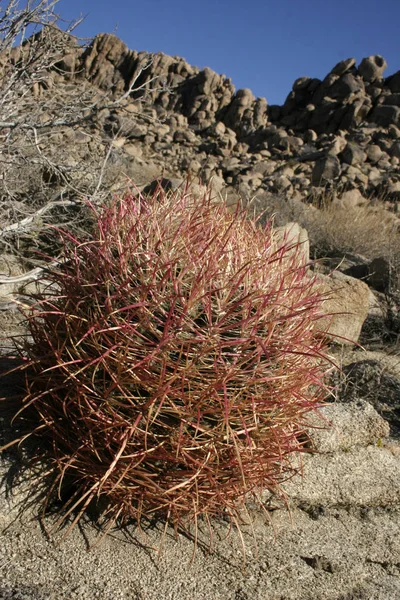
[390,141,400,158]
[329,73,364,99]
[330,57,356,76]
[371,104,400,127]
[306,400,390,453]
[82,33,134,92]
[387,70,400,93]
[358,55,388,82]
[292,76,312,91]
[365,144,383,163]
[326,135,347,156]
[217,90,267,137]
[252,160,276,176]
[1,444,400,600]
[368,166,383,184]
[271,174,292,192]
[274,221,310,264]
[315,271,371,343]
[340,141,367,165]
[311,156,341,185]
[381,93,400,106]
[335,188,367,208]
[284,446,400,506]
[337,359,400,437]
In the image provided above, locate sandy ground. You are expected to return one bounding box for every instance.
[0,466,399,600]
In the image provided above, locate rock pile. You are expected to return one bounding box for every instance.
[13,32,398,206]
[41,34,399,204]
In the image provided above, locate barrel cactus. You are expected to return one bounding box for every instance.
[6,183,331,541]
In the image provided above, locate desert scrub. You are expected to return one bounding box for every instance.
[3,182,332,545]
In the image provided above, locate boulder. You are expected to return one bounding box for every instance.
[311,156,341,185]
[326,135,347,156]
[340,253,370,280]
[368,256,391,292]
[307,103,337,132]
[280,393,399,507]
[381,93,400,106]
[273,222,310,265]
[173,129,198,144]
[387,180,400,199]
[340,141,367,165]
[388,124,400,140]
[252,160,276,176]
[338,359,400,436]
[365,144,383,163]
[271,175,292,192]
[197,66,226,96]
[387,70,400,93]
[314,271,371,343]
[284,446,400,507]
[330,57,356,77]
[368,166,383,185]
[370,105,400,127]
[358,55,388,82]
[292,76,312,92]
[82,33,133,92]
[306,400,390,453]
[222,88,267,136]
[390,141,400,158]
[335,188,367,208]
[329,73,364,99]
[117,157,162,186]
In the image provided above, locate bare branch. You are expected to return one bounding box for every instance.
[0,257,61,284]
[0,198,77,235]
[0,0,171,257]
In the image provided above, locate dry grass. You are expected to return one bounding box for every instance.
[249,190,400,292]
[302,200,399,264]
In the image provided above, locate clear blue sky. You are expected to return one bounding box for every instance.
[58,0,400,106]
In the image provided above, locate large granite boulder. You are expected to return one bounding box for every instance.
[358,55,388,82]
[314,271,371,343]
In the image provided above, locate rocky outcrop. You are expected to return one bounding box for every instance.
[314,271,371,343]
[13,30,398,207]
[71,36,400,201]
